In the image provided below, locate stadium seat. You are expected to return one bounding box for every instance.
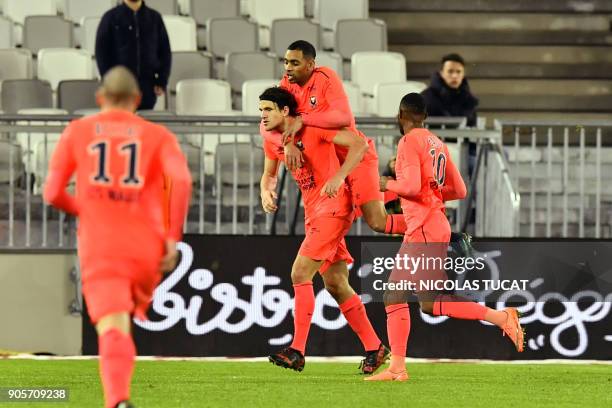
[1,80,53,114]
[0,49,34,81]
[316,51,343,79]
[313,0,368,30]
[248,0,304,48]
[146,0,179,14]
[190,0,241,49]
[79,17,101,55]
[350,51,406,96]
[305,0,314,17]
[372,81,427,117]
[178,0,190,14]
[167,51,213,110]
[342,81,365,116]
[23,16,74,55]
[335,19,387,60]
[314,0,368,48]
[3,0,56,25]
[62,0,114,23]
[0,16,14,48]
[37,48,94,90]
[175,79,234,115]
[215,142,263,207]
[57,79,100,113]
[225,52,277,94]
[162,15,197,52]
[241,79,277,115]
[270,19,321,58]
[206,17,258,57]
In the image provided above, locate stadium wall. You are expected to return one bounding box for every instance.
[0,252,81,355]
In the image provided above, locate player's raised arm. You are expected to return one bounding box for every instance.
[260,156,280,213]
[320,128,368,197]
[160,132,192,242]
[383,138,422,198]
[43,124,78,215]
[441,150,467,201]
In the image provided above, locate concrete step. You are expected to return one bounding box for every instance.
[390,45,612,64]
[478,94,612,112]
[518,223,611,238]
[408,62,612,80]
[389,29,612,46]
[519,207,606,224]
[517,177,612,194]
[514,162,612,178]
[376,12,612,32]
[469,79,612,95]
[506,147,612,163]
[371,0,612,13]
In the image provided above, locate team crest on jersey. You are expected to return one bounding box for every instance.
[309,96,317,107]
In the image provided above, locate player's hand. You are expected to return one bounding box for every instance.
[160,239,178,273]
[284,143,304,171]
[379,176,390,192]
[321,175,343,198]
[282,116,303,144]
[154,86,165,96]
[261,190,278,213]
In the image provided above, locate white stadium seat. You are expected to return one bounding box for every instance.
[176,79,234,115]
[316,51,343,79]
[313,0,368,29]
[342,81,364,116]
[162,15,197,52]
[241,79,277,115]
[80,17,101,55]
[372,81,427,117]
[37,48,94,90]
[4,0,56,25]
[350,51,406,96]
[248,0,304,48]
[0,49,33,80]
[63,0,114,23]
[0,16,13,48]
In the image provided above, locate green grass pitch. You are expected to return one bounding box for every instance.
[0,360,610,407]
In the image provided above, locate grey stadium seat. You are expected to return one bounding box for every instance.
[145,0,178,14]
[215,142,263,207]
[190,0,240,48]
[1,79,53,114]
[207,17,258,77]
[0,141,23,184]
[0,49,33,81]
[270,19,321,58]
[23,15,74,55]
[167,51,213,110]
[57,80,100,113]
[335,19,387,60]
[225,52,277,94]
[0,16,14,48]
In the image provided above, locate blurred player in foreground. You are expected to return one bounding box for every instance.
[366,93,524,382]
[44,67,192,407]
[259,87,390,374]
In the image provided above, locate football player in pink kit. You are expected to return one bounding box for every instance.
[366,93,524,382]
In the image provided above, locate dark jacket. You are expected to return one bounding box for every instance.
[421,72,479,127]
[95,2,171,89]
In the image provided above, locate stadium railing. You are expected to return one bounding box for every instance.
[0,113,506,248]
[495,119,612,238]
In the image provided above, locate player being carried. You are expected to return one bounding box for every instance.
[365,93,524,382]
[262,40,471,253]
[259,87,389,374]
[44,67,192,407]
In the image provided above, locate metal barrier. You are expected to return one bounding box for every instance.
[0,114,503,248]
[495,119,612,238]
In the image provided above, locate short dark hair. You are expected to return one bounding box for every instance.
[287,40,316,59]
[400,93,427,116]
[259,87,298,116]
[441,53,465,67]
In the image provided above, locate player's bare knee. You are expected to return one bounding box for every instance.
[291,259,317,284]
[419,301,435,315]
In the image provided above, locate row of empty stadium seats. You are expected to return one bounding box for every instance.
[0,49,418,114]
[0,14,385,64]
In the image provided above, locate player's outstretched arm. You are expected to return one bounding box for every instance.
[321,129,368,197]
[160,134,192,242]
[383,139,422,198]
[260,157,280,213]
[43,126,78,215]
[441,154,467,201]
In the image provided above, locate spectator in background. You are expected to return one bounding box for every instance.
[422,53,479,127]
[96,0,172,110]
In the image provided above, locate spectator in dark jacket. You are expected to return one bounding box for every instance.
[422,53,479,127]
[95,0,172,110]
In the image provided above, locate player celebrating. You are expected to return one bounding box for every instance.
[44,67,192,407]
[365,93,524,382]
[259,87,389,374]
